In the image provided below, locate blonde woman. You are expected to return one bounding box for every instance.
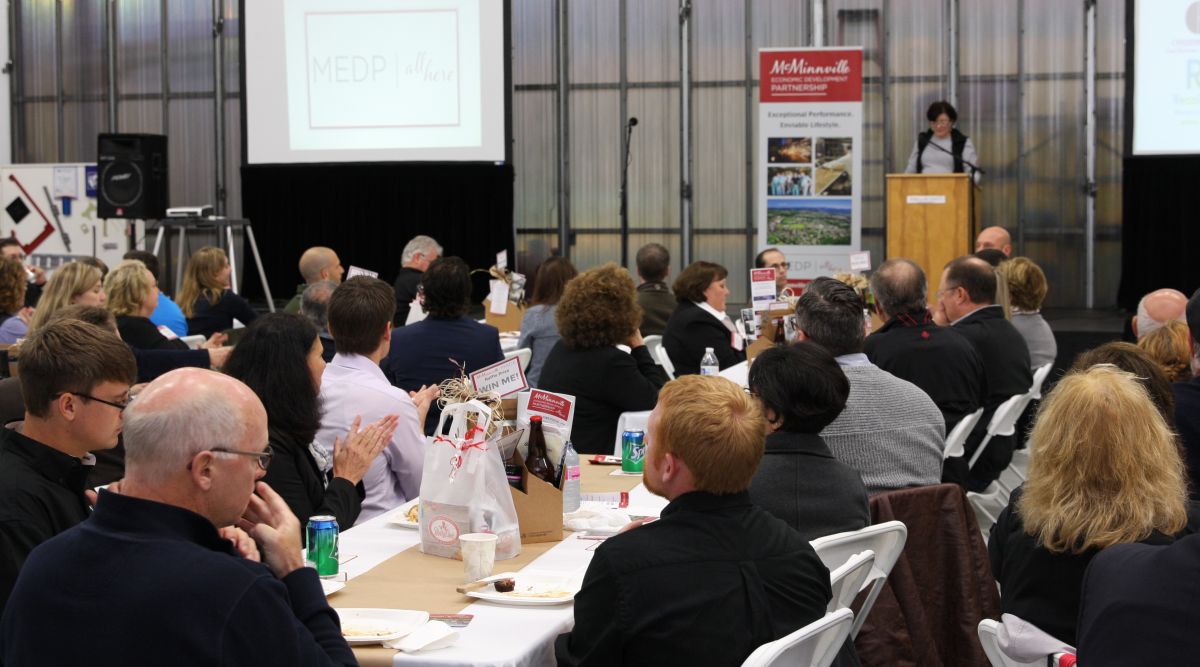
[1004,257,1057,367]
[1137,320,1192,383]
[177,247,257,337]
[105,260,188,351]
[26,261,106,333]
[988,365,1191,645]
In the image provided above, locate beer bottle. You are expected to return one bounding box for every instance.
[524,416,557,485]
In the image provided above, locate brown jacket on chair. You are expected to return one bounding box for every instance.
[853,483,1000,667]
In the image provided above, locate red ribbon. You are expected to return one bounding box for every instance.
[433,423,490,479]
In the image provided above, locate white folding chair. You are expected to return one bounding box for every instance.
[978,618,1075,667]
[1029,363,1053,400]
[967,482,1007,539]
[643,334,663,361]
[968,393,1030,470]
[809,521,907,638]
[653,343,676,380]
[827,550,875,613]
[944,408,984,460]
[180,334,206,350]
[740,608,853,667]
[504,347,532,372]
[612,410,652,456]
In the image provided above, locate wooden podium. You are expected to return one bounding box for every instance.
[886,173,981,301]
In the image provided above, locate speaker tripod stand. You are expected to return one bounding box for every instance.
[149,217,276,313]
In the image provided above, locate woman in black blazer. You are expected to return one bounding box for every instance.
[538,263,669,455]
[663,260,746,376]
[178,246,259,338]
[224,313,397,534]
[105,260,189,351]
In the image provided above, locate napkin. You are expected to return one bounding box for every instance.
[564,503,632,533]
[384,620,459,653]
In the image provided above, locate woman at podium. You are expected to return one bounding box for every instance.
[904,100,980,180]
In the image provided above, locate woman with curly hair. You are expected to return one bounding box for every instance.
[989,365,1192,645]
[539,262,669,454]
[178,246,258,338]
[382,257,503,434]
[663,260,746,376]
[1137,320,1192,383]
[0,258,29,344]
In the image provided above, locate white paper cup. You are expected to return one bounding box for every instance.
[459,533,498,583]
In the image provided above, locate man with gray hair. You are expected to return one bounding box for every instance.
[795,276,945,494]
[864,258,985,432]
[301,279,337,362]
[393,234,442,326]
[0,368,356,665]
[283,246,344,314]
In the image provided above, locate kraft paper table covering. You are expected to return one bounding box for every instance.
[334,463,648,667]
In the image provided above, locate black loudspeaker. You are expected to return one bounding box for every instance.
[97,133,168,219]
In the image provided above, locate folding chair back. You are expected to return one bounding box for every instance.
[740,609,853,667]
[810,521,908,637]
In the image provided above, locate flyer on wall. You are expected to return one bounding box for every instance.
[758,47,864,293]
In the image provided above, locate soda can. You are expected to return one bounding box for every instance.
[621,430,646,474]
[305,515,340,578]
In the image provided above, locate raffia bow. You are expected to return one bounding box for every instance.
[437,359,504,441]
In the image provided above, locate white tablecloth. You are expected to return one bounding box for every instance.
[719,360,749,388]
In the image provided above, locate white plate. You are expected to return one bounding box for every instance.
[465,571,581,606]
[321,579,346,596]
[388,498,420,529]
[336,608,429,645]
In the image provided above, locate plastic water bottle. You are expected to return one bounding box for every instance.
[562,441,581,513]
[700,347,719,376]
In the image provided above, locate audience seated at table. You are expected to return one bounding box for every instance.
[539,263,668,455]
[225,313,398,533]
[989,365,1192,646]
[865,258,985,432]
[283,246,344,314]
[634,242,674,336]
[0,368,357,666]
[383,256,503,434]
[518,256,577,387]
[392,235,441,326]
[748,342,869,541]
[300,280,338,362]
[0,320,136,613]
[796,277,945,494]
[1138,320,1192,383]
[555,375,831,666]
[123,250,188,337]
[106,260,190,351]
[26,261,106,333]
[316,277,438,523]
[0,258,29,344]
[1003,257,1057,368]
[663,260,746,376]
[178,246,259,338]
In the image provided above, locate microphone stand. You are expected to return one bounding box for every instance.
[925,136,986,178]
[620,117,638,267]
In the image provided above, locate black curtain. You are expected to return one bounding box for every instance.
[1117,156,1200,310]
[239,163,514,304]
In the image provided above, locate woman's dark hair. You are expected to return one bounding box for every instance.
[926,100,958,123]
[1070,341,1175,424]
[748,342,850,433]
[974,248,1007,267]
[224,313,322,445]
[530,257,578,307]
[421,256,471,318]
[673,260,728,304]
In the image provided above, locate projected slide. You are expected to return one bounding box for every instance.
[246,0,507,164]
[1132,0,1200,155]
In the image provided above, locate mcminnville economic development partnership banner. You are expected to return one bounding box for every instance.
[758,48,864,289]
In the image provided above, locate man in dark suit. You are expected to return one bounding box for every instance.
[1076,533,1200,664]
[555,375,831,666]
[937,256,1032,491]
[865,258,986,432]
[391,235,441,326]
[634,243,674,337]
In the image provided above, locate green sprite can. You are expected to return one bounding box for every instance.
[305,515,340,578]
[622,430,646,473]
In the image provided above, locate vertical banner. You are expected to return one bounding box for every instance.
[758,48,863,290]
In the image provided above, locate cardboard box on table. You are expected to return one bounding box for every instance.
[503,389,576,544]
[482,298,526,333]
[746,304,797,361]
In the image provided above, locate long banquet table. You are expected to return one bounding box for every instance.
[333,463,664,667]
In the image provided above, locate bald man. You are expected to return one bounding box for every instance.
[974,226,1012,256]
[283,247,344,314]
[1133,288,1188,340]
[0,368,356,664]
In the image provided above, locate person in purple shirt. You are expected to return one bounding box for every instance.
[316,277,439,523]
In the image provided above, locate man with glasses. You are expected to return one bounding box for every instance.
[0,319,136,612]
[0,367,356,665]
[754,247,791,297]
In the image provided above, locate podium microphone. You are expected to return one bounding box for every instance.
[621,118,639,266]
[628,117,639,127]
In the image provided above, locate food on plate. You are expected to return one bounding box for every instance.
[503,587,574,599]
[342,624,396,638]
[404,504,419,523]
[492,578,516,593]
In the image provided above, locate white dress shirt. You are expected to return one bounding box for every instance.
[316,353,425,524]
